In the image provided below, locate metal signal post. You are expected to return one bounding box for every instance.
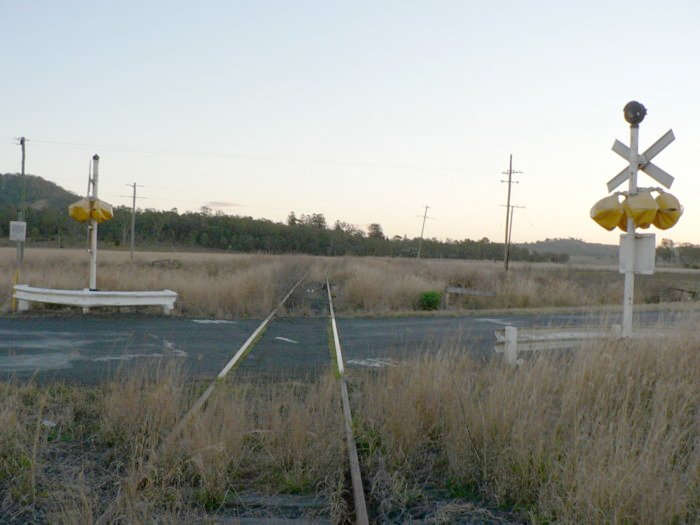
[88,155,100,290]
[606,101,675,337]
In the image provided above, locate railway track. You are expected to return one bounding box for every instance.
[97,269,370,524]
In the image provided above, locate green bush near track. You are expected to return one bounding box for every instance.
[419,291,442,310]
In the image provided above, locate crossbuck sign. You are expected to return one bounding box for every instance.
[607,129,675,192]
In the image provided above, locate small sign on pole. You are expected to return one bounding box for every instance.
[619,233,656,275]
[9,221,26,242]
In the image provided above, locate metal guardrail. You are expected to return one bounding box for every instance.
[494,325,620,364]
[13,284,178,314]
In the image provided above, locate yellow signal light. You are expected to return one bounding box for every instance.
[653,192,683,229]
[622,190,658,229]
[590,195,623,230]
[68,198,114,224]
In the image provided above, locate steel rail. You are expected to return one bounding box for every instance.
[326,273,369,525]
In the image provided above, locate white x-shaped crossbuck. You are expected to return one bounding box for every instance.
[607,129,675,192]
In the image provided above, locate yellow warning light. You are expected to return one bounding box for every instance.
[653,192,683,230]
[622,190,658,229]
[69,198,114,224]
[68,198,91,222]
[617,209,629,232]
[590,195,623,230]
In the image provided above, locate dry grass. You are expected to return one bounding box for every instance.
[326,256,689,312]
[352,334,700,523]
[0,334,697,522]
[1,248,318,318]
[0,363,346,522]
[4,247,700,317]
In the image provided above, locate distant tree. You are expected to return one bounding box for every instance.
[301,213,327,230]
[367,223,385,239]
[657,238,675,263]
[287,211,298,226]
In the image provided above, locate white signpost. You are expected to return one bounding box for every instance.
[607,102,675,337]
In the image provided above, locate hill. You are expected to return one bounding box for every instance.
[0,173,79,212]
[521,238,617,263]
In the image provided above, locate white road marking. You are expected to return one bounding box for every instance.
[476,318,514,326]
[192,319,237,324]
[346,358,397,368]
[274,336,299,344]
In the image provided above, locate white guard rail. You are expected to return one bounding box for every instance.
[494,325,619,365]
[494,324,684,365]
[13,285,178,315]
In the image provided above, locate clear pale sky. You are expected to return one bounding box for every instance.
[2,1,699,244]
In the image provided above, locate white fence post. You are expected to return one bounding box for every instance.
[504,326,518,365]
[611,324,622,337]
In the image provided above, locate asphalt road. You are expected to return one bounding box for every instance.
[0,309,693,383]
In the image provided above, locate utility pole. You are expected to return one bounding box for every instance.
[416,205,430,259]
[120,183,144,260]
[500,204,526,270]
[18,137,26,265]
[11,137,27,311]
[130,183,136,259]
[501,154,522,271]
[128,183,142,259]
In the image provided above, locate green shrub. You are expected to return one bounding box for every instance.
[419,291,442,310]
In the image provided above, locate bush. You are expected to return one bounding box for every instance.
[419,291,442,310]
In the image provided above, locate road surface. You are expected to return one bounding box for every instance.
[0,309,693,383]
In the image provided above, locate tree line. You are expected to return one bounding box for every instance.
[1,203,570,262]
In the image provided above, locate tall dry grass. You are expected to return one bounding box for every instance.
[352,335,700,523]
[4,247,700,316]
[1,248,318,317]
[0,337,697,522]
[326,256,627,312]
[32,363,344,522]
[166,378,344,506]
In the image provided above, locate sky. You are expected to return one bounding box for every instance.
[1,0,699,245]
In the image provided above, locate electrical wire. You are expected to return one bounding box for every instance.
[26,138,495,173]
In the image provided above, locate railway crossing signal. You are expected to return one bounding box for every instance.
[593,101,681,337]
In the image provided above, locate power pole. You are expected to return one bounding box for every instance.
[416,205,430,259]
[501,154,522,271]
[500,204,526,270]
[499,203,526,266]
[18,137,26,265]
[121,183,144,260]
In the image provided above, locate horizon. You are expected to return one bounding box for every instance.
[0,170,641,248]
[2,1,699,245]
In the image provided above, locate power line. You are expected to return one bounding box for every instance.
[26,137,495,173]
